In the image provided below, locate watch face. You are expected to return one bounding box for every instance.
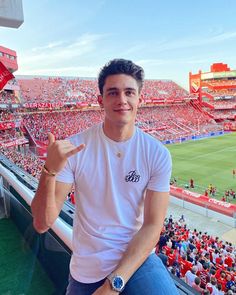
[113,276,124,291]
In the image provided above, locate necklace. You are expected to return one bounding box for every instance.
[113,144,124,158]
[116,151,122,158]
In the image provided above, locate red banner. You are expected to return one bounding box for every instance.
[0,61,15,90]
[23,102,64,109]
[170,186,236,217]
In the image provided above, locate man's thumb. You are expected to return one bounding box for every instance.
[48,132,55,146]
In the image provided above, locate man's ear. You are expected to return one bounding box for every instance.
[98,95,104,108]
[138,94,143,106]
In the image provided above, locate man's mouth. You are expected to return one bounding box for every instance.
[114,109,130,112]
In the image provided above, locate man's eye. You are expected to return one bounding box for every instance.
[108,91,117,96]
[126,91,135,96]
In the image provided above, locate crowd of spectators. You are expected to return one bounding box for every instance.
[0,146,43,179]
[0,90,18,103]
[0,110,15,121]
[142,80,191,101]
[22,110,104,141]
[205,79,236,87]
[137,104,219,141]
[205,100,236,110]
[203,89,236,100]
[157,216,236,294]
[17,77,192,104]
[206,109,236,120]
[201,78,236,123]
[18,77,99,104]
[21,103,221,144]
[0,128,24,145]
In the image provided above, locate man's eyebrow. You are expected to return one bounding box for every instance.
[106,87,137,92]
[125,87,137,91]
[106,87,118,92]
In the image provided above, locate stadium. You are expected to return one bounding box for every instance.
[0,2,236,295]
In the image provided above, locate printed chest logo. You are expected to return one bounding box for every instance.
[125,170,141,183]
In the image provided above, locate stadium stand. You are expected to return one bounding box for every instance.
[157,217,236,294]
[17,76,192,105]
[190,63,236,125]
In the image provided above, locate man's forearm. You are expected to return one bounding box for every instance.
[110,191,169,286]
[112,223,162,283]
[31,172,58,233]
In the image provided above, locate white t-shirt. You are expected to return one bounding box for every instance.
[56,123,172,283]
[185,270,197,287]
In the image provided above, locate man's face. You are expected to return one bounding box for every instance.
[98,74,142,127]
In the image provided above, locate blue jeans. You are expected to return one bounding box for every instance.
[66,254,179,294]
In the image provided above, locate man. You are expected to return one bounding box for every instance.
[31,59,178,294]
[192,276,203,293]
[197,263,210,289]
[185,266,198,287]
[190,178,194,188]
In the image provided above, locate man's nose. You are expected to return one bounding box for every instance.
[117,92,127,103]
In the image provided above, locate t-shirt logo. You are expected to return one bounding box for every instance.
[125,170,140,183]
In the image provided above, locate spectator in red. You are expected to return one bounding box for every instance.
[221,196,226,202]
[179,254,192,277]
[215,254,224,265]
[197,263,210,289]
[224,253,233,268]
[167,248,178,267]
[217,271,227,292]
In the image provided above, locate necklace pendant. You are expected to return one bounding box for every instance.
[117,152,122,158]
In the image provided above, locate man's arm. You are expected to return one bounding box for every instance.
[93,189,169,294]
[31,178,72,233]
[31,133,85,233]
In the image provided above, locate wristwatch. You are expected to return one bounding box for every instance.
[107,273,125,292]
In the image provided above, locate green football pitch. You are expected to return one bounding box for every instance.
[166,132,236,204]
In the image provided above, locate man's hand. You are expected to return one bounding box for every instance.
[45,132,85,174]
[92,279,119,295]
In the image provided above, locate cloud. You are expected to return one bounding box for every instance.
[152,31,236,53]
[31,41,66,52]
[17,65,99,77]
[17,33,106,73]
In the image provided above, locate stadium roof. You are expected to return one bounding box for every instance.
[0,0,24,28]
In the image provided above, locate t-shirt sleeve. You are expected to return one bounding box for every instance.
[56,159,75,184]
[147,144,172,192]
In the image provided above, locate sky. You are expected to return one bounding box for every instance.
[1,0,236,90]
